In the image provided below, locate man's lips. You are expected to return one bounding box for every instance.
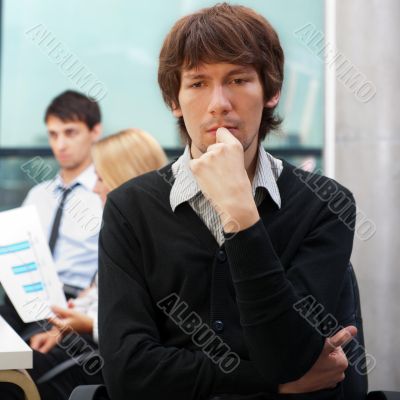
[206,126,237,134]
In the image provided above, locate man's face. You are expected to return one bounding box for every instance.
[173,63,271,158]
[47,115,100,170]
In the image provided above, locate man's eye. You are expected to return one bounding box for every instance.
[232,78,246,85]
[190,81,204,88]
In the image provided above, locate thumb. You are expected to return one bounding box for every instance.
[216,127,239,145]
[30,334,45,351]
[30,335,40,350]
[327,325,357,351]
[343,325,357,339]
[51,305,72,318]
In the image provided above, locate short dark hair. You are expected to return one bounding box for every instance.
[44,90,101,129]
[158,3,284,143]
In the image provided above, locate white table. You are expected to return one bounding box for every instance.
[0,315,32,370]
[0,315,40,399]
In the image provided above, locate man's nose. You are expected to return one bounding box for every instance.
[55,136,67,150]
[207,85,232,115]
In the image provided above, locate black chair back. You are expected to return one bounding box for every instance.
[336,263,368,399]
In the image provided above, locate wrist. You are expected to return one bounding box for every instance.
[278,380,301,394]
[83,317,94,334]
[222,201,259,233]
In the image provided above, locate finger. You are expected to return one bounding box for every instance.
[51,305,71,318]
[328,326,357,349]
[343,325,357,339]
[38,342,49,353]
[331,326,357,347]
[41,339,56,354]
[206,143,225,153]
[332,347,349,372]
[50,317,68,331]
[189,157,212,177]
[47,314,59,326]
[31,337,44,351]
[30,338,40,351]
[189,158,200,174]
[47,327,62,337]
[216,127,240,145]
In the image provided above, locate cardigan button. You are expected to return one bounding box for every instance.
[213,320,224,332]
[217,249,227,262]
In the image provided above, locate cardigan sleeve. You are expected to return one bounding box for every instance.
[224,192,356,385]
[98,196,272,400]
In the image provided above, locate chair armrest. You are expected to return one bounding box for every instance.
[37,351,99,384]
[69,384,109,400]
[368,391,400,400]
[0,369,40,400]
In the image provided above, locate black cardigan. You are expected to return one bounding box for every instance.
[98,159,356,400]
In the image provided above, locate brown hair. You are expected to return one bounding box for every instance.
[158,2,284,143]
[45,90,101,130]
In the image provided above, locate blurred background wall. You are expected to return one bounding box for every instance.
[0,0,324,211]
[335,0,400,391]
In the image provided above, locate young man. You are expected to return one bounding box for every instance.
[0,90,103,335]
[99,4,365,399]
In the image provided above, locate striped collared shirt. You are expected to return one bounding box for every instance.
[170,144,283,246]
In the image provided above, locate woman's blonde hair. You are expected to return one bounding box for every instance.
[92,128,167,190]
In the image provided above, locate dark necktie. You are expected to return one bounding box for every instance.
[48,183,79,255]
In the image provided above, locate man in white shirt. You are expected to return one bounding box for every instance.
[0,90,103,335]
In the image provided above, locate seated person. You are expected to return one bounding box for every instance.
[0,128,167,400]
[0,90,103,335]
[98,4,361,400]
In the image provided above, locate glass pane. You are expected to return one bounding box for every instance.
[0,155,58,211]
[0,0,324,149]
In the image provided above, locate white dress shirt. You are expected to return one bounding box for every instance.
[22,164,103,289]
[72,274,99,342]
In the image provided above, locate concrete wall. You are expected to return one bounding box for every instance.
[335,0,400,391]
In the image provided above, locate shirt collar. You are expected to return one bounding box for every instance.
[170,146,200,212]
[54,164,97,191]
[252,143,282,209]
[170,144,281,212]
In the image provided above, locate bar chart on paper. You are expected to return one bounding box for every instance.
[0,206,66,323]
[1,236,48,306]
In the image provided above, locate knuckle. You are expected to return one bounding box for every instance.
[209,150,217,159]
[232,141,242,150]
[190,161,200,173]
[339,355,349,370]
[217,144,226,154]
[336,349,349,370]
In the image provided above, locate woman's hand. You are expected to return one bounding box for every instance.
[49,305,93,335]
[30,327,60,353]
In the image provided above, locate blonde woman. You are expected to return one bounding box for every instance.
[92,128,168,205]
[48,128,167,336]
[12,129,167,400]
